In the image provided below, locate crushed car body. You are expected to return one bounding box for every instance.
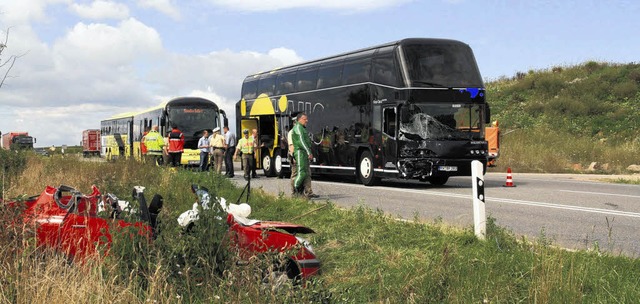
[5,185,159,260]
[4,183,320,280]
[179,185,321,280]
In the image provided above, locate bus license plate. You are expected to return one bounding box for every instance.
[438,166,457,172]
[188,160,199,165]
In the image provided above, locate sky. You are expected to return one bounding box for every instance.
[1,0,638,147]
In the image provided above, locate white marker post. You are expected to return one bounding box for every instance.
[471,160,486,240]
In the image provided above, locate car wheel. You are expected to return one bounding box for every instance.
[358,150,378,186]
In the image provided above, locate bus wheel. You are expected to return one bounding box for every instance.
[273,151,283,178]
[262,154,275,177]
[429,176,449,186]
[358,151,378,186]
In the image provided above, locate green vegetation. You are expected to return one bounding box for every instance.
[2,153,640,303]
[488,62,640,174]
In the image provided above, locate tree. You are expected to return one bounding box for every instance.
[1,27,24,89]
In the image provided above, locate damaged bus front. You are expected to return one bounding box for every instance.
[395,96,488,185]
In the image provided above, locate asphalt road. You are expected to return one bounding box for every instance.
[227,165,640,257]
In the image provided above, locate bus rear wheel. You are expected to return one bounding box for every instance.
[273,152,283,178]
[262,152,279,177]
[358,151,378,186]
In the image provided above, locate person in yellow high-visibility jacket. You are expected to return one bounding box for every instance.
[233,129,254,180]
[143,126,165,165]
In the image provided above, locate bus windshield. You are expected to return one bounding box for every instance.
[403,43,483,87]
[398,103,483,141]
[167,107,219,136]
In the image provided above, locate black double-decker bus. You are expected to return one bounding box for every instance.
[236,38,495,186]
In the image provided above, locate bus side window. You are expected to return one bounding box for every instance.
[276,71,296,95]
[373,47,400,86]
[296,65,319,92]
[258,74,276,96]
[342,58,372,85]
[242,77,259,100]
[317,59,344,89]
[383,107,396,137]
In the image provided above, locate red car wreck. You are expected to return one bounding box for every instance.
[5,184,320,281]
[6,185,159,260]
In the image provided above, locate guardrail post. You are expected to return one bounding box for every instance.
[471,160,486,240]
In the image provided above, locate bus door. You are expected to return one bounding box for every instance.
[381,106,398,167]
[241,118,259,169]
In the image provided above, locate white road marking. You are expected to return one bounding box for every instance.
[313,181,640,219]
[560,190,640,199]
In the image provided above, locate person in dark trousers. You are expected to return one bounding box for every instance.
[250,128,260,178]
[223,126,236,177]
[197,130,210,171]
[167,125,185,167]
[233,129,254,180]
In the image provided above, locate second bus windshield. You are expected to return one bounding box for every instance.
[168,107,219,136]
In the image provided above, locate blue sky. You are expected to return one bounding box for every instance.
[1,0,638,147]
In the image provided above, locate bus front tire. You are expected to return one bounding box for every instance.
[358,151,378,186]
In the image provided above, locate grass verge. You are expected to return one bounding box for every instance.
[1,154,639,303]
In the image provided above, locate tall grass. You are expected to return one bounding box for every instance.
[487,61,640,175]
[491,127,639,173]
[2,154,640,303]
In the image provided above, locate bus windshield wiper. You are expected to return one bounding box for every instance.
[412,81,447,88]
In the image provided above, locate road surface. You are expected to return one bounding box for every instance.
[227,167,640,257]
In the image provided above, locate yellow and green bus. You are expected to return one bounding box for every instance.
[101,97,226,165]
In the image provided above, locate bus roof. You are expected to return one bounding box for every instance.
[165,96,219,108]
[245,38,468,79]
[107,112,136,120]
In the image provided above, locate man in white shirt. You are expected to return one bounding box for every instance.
[197,130,210,171]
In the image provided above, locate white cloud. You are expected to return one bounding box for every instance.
[136,0,181,20]
[207,0,413,12]
[0,16,302,147]
[146,48,303,101]
[0,0,70,24]
[53,18,163,68]
[69,0,130,20]
[268,47,304,66]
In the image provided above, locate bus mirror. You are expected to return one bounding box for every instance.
[224,117,229,128]
[160,117,166,126]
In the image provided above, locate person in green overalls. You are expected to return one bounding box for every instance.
[291,113,319,198]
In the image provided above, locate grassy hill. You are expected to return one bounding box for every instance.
[487,61,640,174]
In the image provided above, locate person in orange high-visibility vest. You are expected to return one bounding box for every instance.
[140,128,149,157]
[167,125,185,167]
